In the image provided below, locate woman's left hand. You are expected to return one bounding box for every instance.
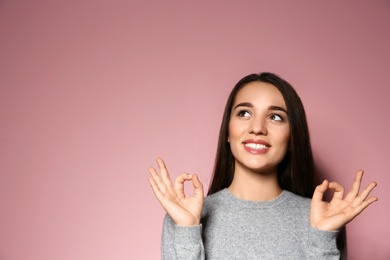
[310,170,378,231]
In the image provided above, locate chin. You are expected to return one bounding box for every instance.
[238,161,278,175]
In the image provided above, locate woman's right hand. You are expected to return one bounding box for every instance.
[148,158,204,226]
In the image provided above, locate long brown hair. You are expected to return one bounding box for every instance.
[208,72,318,197]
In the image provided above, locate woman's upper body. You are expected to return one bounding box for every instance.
[148,72,378,259]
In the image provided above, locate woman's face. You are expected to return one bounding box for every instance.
[228,81,290,175]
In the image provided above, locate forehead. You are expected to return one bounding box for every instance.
[233,81,286,108]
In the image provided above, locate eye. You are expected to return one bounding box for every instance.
[270,114,283,122]
[238,110,251,117]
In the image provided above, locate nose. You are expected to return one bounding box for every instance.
[249,116,267,135]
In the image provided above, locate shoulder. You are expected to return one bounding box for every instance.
[204,189,227,205]
[202,189,228,214]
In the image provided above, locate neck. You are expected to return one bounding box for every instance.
[228,166,282,201]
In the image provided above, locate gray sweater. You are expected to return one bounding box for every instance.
[162,189,340,259]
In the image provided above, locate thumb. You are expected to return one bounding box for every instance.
[312,180,329,203]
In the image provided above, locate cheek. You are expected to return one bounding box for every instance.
[273,126,290,146]
[228,121,239,141]
[281,129,291,149]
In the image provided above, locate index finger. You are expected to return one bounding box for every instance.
[174,173,194,199]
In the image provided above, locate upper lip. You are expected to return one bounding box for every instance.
[243,139,271,146]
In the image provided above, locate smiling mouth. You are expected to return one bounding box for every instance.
[244,143,269,150]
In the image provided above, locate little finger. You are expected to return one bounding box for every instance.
[147,175,166,202]
[355,181,378,204]
[149,167,168,194]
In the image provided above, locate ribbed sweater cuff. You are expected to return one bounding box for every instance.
[174,224,203,244]
[308,227,339,251]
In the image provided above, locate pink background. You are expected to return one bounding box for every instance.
[0,1,389,259]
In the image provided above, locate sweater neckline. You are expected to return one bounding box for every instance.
[220,188,290,209]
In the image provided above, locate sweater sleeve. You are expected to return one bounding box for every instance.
[307,227,340,259]
[161,214,205,260]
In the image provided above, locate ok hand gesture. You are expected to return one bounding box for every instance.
[310,170,378,231]
[147,158,204,226]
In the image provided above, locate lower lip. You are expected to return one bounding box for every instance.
[243,144,269,154]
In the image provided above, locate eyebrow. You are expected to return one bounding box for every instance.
[233,102,288,114]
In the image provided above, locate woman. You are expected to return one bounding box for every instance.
[148,72,378,259]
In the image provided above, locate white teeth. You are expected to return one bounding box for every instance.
[245,143,269,150]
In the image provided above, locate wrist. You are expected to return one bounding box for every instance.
[174,219,201,226]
